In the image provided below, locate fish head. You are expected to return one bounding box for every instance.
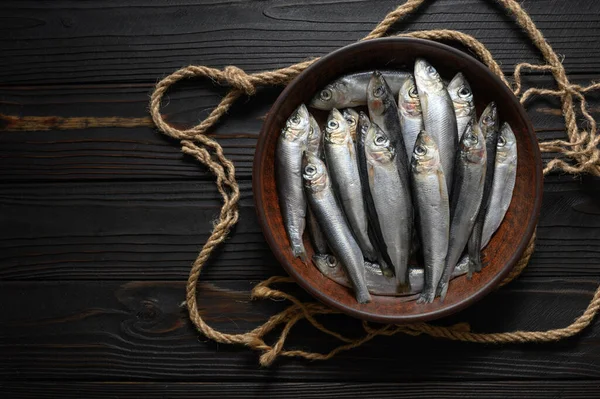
[356,111,371,146]
[398,74,421,117]
[306,115,323,155]
[365,122,395,164]
[414,58,444,93]
[310,82,349,110]
[281,104,311,142]
[411,130,441,172]
[367,71,395,117]
[324,108,351,145]
[460,119,487,164]
[447,72,474,118]
[342,108,359,141]
[312,254,340,274]
[496,122,517,162]
[479,102,499,139]
[302,153,329,193]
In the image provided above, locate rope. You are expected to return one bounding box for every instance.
[149,0,600,366]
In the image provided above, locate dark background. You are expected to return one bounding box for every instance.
[1,0,600,397]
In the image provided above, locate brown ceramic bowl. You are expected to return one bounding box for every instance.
[253,38,542,323]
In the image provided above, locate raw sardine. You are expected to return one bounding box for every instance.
[306,114,328,254]
[467,103,499,276]
[303,154,371,303]
[276,104,310,260]
[310,70,410,110]
[437,120,487,300]
[414,59,458,191]
[411,130,450,303]
[324,109,377,261]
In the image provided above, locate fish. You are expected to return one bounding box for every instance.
[447,72,475,140]
[323,109,377,261]
[310,70,411,110]
[276,104,311,260]
[356,113,396,278]
[313,255,469,296]
[414,59,458,191]
[306,114,328,254]
[467,102,500,277]
[363,119,413,286]
[303,153,371,303]
[410,130,450,303]
[398,74,423,159]
[367,71,411,176]
[437,119,487,300]
[342,108,360,142]
[481,122,518,248]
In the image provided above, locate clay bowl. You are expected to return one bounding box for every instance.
[253,37,542,323]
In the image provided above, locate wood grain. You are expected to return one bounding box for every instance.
[3,381,600,398]
[1,278,599,381]
[0,75,597,181]
[1,0,599,85]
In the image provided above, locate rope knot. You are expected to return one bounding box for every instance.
[223,66,256,96]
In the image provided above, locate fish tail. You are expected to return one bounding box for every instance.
[417,289,435,304]
[292,243,308,262]
[355,288,372,304]
[437,281,449,302]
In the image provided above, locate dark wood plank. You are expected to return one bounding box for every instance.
[1,75,597,181]
[1,176,599,281]
[4,381,600,398]
[1,0,599,85]
[1,278,599,381]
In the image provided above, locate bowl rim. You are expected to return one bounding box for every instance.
[252,37,543,323]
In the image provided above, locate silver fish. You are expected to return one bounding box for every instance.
[367,71,411,177]
[303,154,371,303]
[481,122,517,248]
[453,121,517,273]
[356,113,396,278]
[437,120,487,300]
[342,108,360,142]
[414,59,458,191]
[447,72,475,140]
[276,104,310,260]
[363,120,412,286]
[398,74,423,159]
[467,103,500,276]
[411,130,450,303]
[324,109,377,261]
[313,255,469,296]
[310,70,410,110]
[306,114,328,254]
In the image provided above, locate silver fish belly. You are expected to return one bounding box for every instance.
[411,130,450,303]
[447,72,475,140]
[398,74,424,159]
[437,120,487,300]
[414,59,458,191]
[303,154,371,304]
[310,70,410,110]
[324,109,377,261]
[364,121,412,286]
[276,104,311,260]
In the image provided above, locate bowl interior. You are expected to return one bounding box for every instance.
[253,38,542,323]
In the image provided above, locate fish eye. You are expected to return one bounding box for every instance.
[345,116,356,126]
[304,164,317,175]
[414,144,427,156]
[467,132,478,143]
[458,86,471,98]
[374,135,386,145]
[320,89,332,101]
[483,115,494,125]
[498,135,507,147]
[426,65,436,75]
[374,86,384,97]
[409,86,418,98]
[327,119,339,130]
[291,114,300,124]
[326,255,337,267]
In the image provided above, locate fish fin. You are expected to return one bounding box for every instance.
[292,244,308,262]
[438,282,449,302]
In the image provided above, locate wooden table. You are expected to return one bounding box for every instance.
[1,0,599,397]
